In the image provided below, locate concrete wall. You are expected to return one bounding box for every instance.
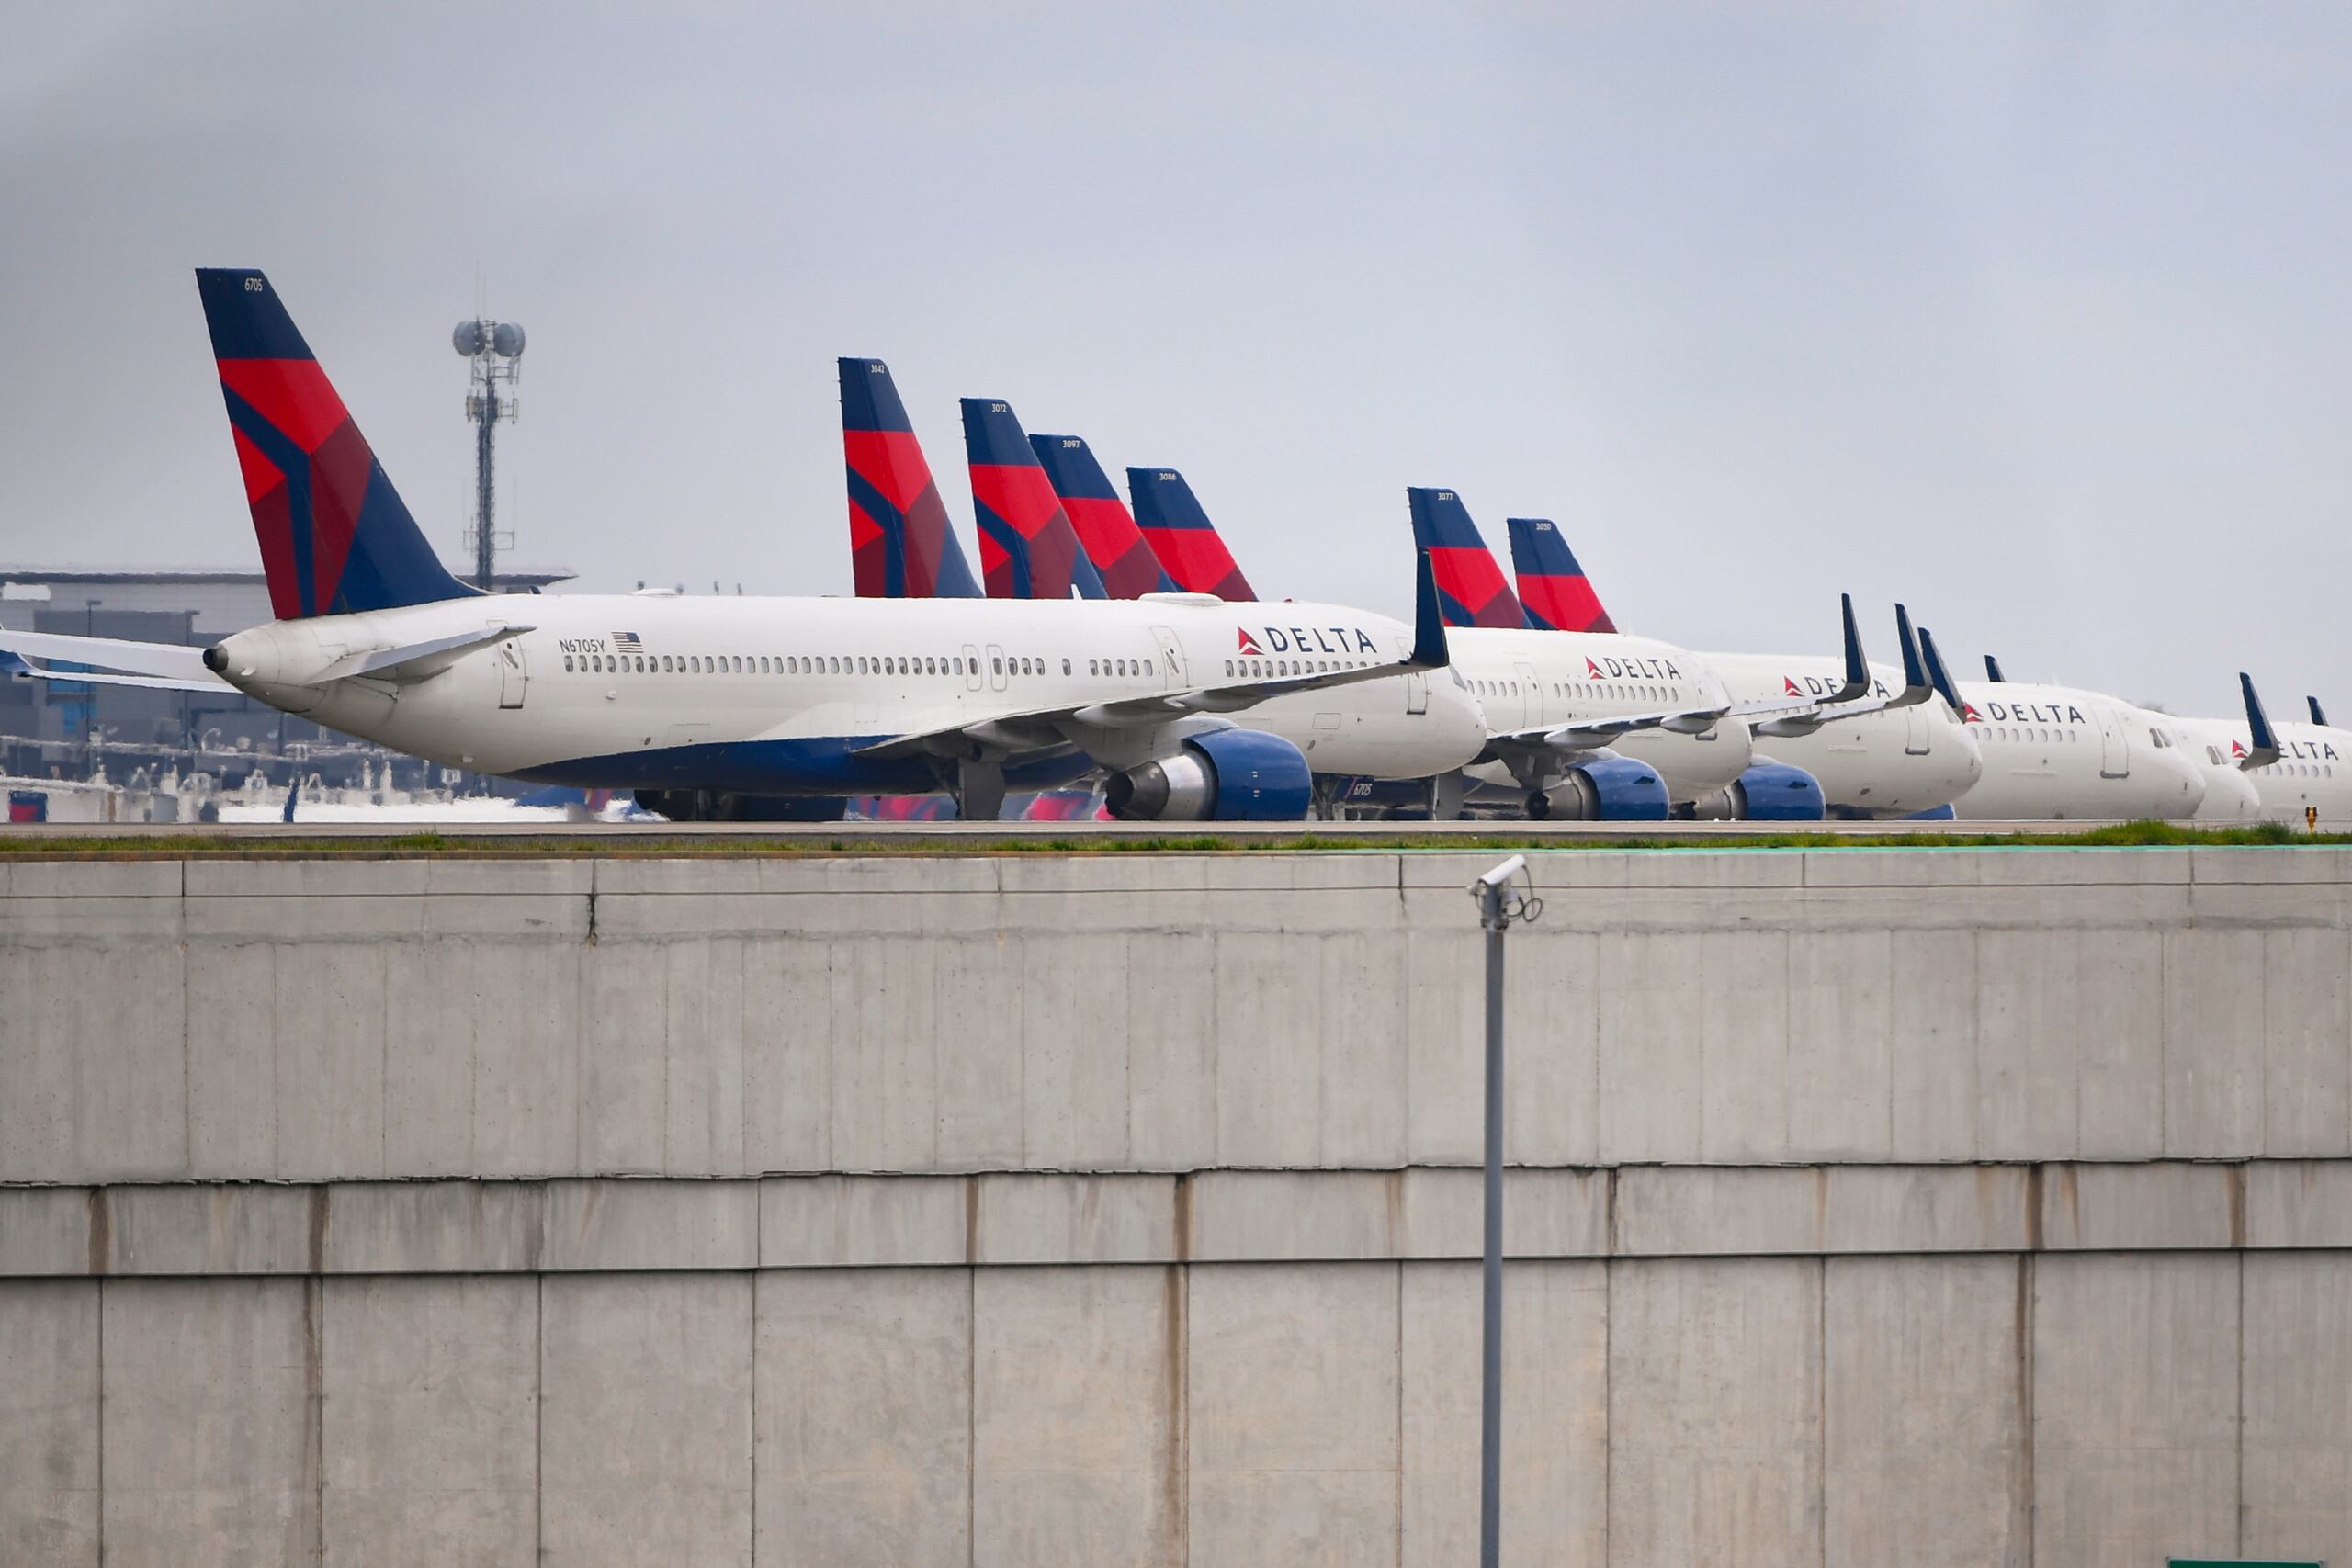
[3,849,2348,1185]
[6,847,2349,1563]
[6,1172,2351,1566]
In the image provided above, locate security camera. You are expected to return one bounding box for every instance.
[1476,854,1527,890]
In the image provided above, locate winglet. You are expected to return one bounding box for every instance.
[1410,547,1449,669]
[1895,604,1928,691]
[1826,592,1868,703]
[2241,673,2280,770]
[1876,604,1933,708]
[2310,695,2330,728]
[1918,626,1964,715]
[1984,653,2007,683]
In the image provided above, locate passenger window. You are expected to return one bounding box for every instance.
[991,657,1003,676]
[563,655,574,672]
[1062,658,1072,675]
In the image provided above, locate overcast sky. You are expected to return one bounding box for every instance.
[3,2,2346,715]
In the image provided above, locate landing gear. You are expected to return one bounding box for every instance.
[1428,769,1466,821]
[953,759,1007,822]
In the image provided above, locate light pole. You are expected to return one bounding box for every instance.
[1470,854,1541,1568]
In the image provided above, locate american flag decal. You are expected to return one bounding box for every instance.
[613,631,645,655]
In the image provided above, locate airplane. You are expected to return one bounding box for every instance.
[1507,517,1984,820]
[1916,631,2210,819]
[2177,676,2352,825]
[832,365,1486,802]
[1411,488,1915,819]
[0,269,1483,824]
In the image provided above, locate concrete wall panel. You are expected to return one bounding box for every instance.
[2241,1253,2352,1566]
[380,942,477,1177]
[829,939,940,1172]
[1024,933,1131,1170]
[1976,930,2081,1162]
[931,937,1024,1171]
[1501,927,1602,1168]
[1787,928,1893,1160]
[1406,926,1483,1168]
[1609,1257,1822,1568]
[319,1275,536,1567]
[1888,927,1978,1160]
[101,1277,320,1568]
[2073,928,2166,1158]
[756,1268,970,1568]
[0,1280,98,1567]
[1400,1260,1607,1568]
[662,934,746,1176]
[1824,1256,2028,1567]
[2033,1253,2240,1567]
[2164,928,2267,1157]
[1213,932,1320,1168]
[1187,1261,1399,1567]
[973,1266,1178,1566]
[184,942,278,1179]
[1697,929,1792,1165]
[576,939,667,1174]
[1125,931,1218,1171]
[2262,926,2351,1156]
[741,935,831,1174]
[1596,932,1706,1165]
[540,1271,752,1567]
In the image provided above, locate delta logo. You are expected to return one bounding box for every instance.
[1235,623,1379,657]
[2231,738,2247,759]
[1577,652,1686,682]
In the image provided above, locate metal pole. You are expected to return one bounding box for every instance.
[1479,875,1506,1568]
[475,367,497,591]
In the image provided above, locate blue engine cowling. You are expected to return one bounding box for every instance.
[1532,755,1671,820]
[1105,728,1313,821]
[1688,760,1826,821]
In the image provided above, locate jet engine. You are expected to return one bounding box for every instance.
[1104,728,1313,821]
[1527,755,1671,820]
[1686,760,1826,822]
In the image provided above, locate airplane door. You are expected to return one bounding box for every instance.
[1405,673,1429,715]
[1514,662,1542,729]
[985,643,1009,693]
[1905,705,1929,756]
[961,644,983,692]
[496,641,527,709]
[1151,626,1186,690]
[2097,705,2129,778]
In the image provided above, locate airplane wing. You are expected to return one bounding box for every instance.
[0,627,223,684]
[0,622,535,692]
[1485,593,1878,757]
[855,550,1450,763]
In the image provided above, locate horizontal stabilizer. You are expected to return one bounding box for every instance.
[0,628,223,685]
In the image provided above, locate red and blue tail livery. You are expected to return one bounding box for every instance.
[1028,433,1176,599]
[195,268,473,620]
[963,399,1104,601]
[1506,517,1617,634]
[839,358,980,599]
[1406,488,1524,629]
[1125,468,1256,602]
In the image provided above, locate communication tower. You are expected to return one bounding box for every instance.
[452,317,526,589]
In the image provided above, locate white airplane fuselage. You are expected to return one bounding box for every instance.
[207,590,1487,793]
[2177,715,2352,825]
[1948,680,2207,820]
[1703,651,1984,817]
[1442,626,1755,795]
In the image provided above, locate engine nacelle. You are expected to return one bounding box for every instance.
[1104,728,1312,821]
[1686,760,1826,822]
[1529,755,1670,821]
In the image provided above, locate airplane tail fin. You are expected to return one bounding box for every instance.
[1984,654,2007,683]
[1028,434,1176,598]
[1406,488,1524,629]
[1125,468,1256,602]
[1505,517,1617,633]
[962,399,1105,600]
[195,269,474,619]
[839,359,980,598]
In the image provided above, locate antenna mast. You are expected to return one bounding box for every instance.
[452,315,526,589]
